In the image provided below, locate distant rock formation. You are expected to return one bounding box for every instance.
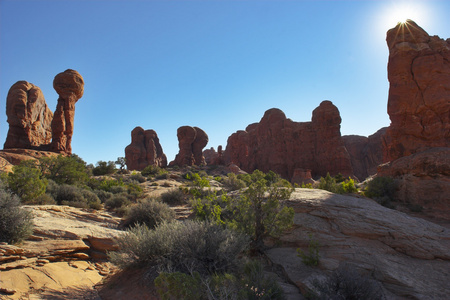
[125,127,167,171]
[50,69,84,154]
[4,81,53,150]
[203,145,224,166]
[384,20,450,161]
[170,126,209,167]
[224,101,354,180]
[342,127,387,180]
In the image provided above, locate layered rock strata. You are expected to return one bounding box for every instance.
[170,126,209,167]
[4,81,53,150]
[224,101,353,180]
[125,127,167,171]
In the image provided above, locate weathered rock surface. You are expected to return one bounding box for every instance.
[170,126,209,167]
[343,127,387,180]
[125,126,167,171]
[203,145,225,166]
[378,147,450,221]
[224,101,353,180]
[0,149,60,172]
[4,81,53,150]
[266,189,450,300]
[0,205,122,299]
[384,20,450,162]
[50,69,84,154]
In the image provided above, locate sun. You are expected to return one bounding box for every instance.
[380,1,430,28]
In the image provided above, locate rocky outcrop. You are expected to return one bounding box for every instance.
[384,20,450,162]
[378,147,450,221]
[170,126,209,167]
[50,69,84,154]
[0,149,59,172]
[125,127,167,171]
[203,145,224,166]
[4,81,53,150]
[0,205,122,299]
[266,189,450,299]
[343,127,387,180]
[224,101,353,180]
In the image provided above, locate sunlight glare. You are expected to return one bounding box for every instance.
[381,1,430,29]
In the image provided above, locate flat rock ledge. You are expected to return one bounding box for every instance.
[0,205,123,299]
[266,189,450,300]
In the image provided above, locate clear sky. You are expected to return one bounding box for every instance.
[1,0,449,165]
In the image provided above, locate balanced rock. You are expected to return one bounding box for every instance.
[50,69,84,154]
[224,101,353,180]
[170,126,209,167]
[384,20,450,161]
[125,127,167,171]
[4,81,53,150]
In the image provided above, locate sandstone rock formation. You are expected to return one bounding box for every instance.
[342,127,387,180]
[378,147,450,221]
[224,101,353,180]
[203,145,224,166]
[384,20,450,162]
[4,81,53,150]
[266,189,450,299]
[125,127,167,171]
[50,69,84,154]
[170,126,209,167]
[0,205,122,299]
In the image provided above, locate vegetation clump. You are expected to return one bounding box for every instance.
[297,234,320,266]
[364,176,397,208]
[122,198,175,229]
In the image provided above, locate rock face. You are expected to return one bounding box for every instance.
[378,147,450,221]
[125,127,167,171]
[203,145,224,166]
[0,205,122,299]
[266,189,450,300]
[224,101,353,180]
[384,20,450,161]
[342,127,387,180]
[4,81,53,150]
[170,126,209,167]
[50,69,84,154]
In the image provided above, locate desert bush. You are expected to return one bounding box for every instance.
[311,265,384,300]
[48,183,101,209]
[0,188,33,244]
[141,165,161,177]
[192,170,294,251]
[38,155,89,185]
[122,199,175,229]
[32,193,57,205]
[155,272,204,300]
[130,172,146,183]
[364,176,397,201]
[80,189,102,209]
[126,182,143,200]
[7,161,47,203]
[239,260,285,300]
[155,170,170,180]
[105,194,130,209]
[338,178,358,194]
[160,189,185,205]
[95,189,113,203]
[110,220,248,275]
[92,160,116,176]
[317,173,339,193]
[297,234,320,266]
[223,173,246,191]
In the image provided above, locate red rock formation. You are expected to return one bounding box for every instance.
[291,168,314,185]
[203,145,224,166]
[224,101,354,180]
[50,69,84,154]
[378,148,450,221]
[4,81,53,149]
[343,127,387,180]
[170,126,209,167]
[125,127,167,171]
[384,20,450,161]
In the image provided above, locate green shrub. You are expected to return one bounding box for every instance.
[126,182,143,200]
[80,189,102,209]
[311,265,384,300]
[92,160,116,176]
[105,194,130,209]
[317,173,339,193]
[364,176,397,200]
[7,161,47,203]
[47,183,100,209]
[223,173,246,191]
[155,272,204,300]
[122,199,175,229]
[297,234,320,266]
[141,165,162,177]
[160,189,185,205]
[338,178,358,194]
[110,220,248,275]
[155,170,170,180]
[130,172,146,183]
[32,193,56,205]
[0,188,33,243]
[38,155,89,185]
[95,189,113,203]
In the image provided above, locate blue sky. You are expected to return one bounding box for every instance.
[1,0,449,165]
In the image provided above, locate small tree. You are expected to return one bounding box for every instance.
[8,161,47,203]
[115,157,126,171]
[92,160,117,176]
[38,155,89,185]
[0,188,33,243]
